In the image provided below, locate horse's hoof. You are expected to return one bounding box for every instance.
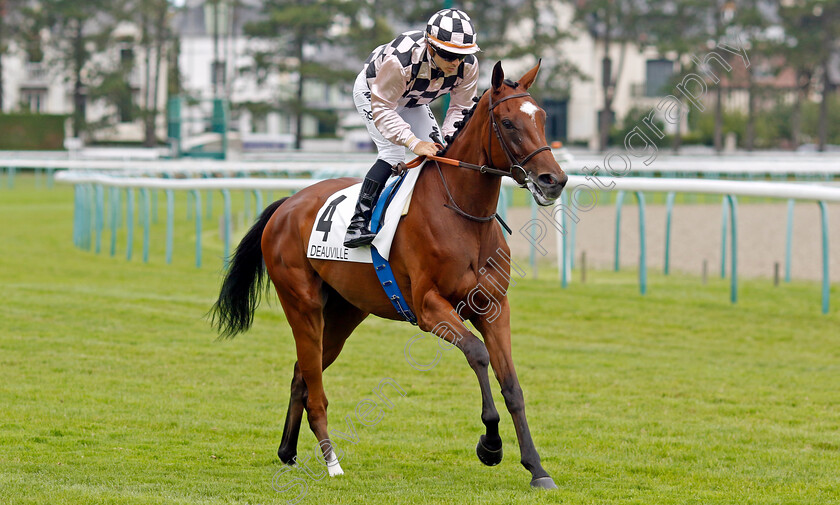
[475,435,503,466]
[277,447,296,465]
[530,476,558,490]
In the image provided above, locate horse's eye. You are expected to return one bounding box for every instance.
[502,119,515,129]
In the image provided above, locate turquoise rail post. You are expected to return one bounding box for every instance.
[818,201,830,314]
[191,190,202,267]
[664,191,676,275]
[110,187,119,257]
[785,199,794,283]
[34,167,41,188]
[244,189,252,224]
[720,197,729,278]
[569,211,577,270]
[635,191,647,295]
[529,198,538,278]
[254,190,263,216]
[725,195,738,303]
[7,166,15,189]
[126,188,135,261]
[165,190,175,264]
[47,168,55,189]
[79,185,92,250]
[496,187,508,224]
[72,185,80,247]
[75,185,83,248]
[95,185,104,254]
[87,184,94,249]
[141,188,151,263]
[187,190,193,220]
[222,189,232,266]
[204,173,213,220]
[114,184,123,229]
[614,191,626,271]
[152,189,158,224]
[561,192,569,288]
[77,185,84,248]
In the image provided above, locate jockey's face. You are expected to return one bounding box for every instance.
[429,46,463,76]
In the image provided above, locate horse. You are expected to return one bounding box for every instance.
[211,61,568,489]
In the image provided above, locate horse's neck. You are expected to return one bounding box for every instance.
[422,111,502,220]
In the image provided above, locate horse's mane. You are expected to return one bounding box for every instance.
[439,79,520,156]
[439,93,482,155]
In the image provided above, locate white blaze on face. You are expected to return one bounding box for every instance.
[520,101,539,128]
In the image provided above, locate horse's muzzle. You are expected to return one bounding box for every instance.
[536,171,568,201]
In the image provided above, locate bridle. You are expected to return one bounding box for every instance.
[486,91,552,186]
[401,88,553,229]
[420,90,552,181]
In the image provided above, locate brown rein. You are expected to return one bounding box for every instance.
[394,91,551,233]
[402,91,551,182]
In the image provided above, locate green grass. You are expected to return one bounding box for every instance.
[2,174,839,504]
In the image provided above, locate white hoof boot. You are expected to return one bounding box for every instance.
[326,452,344,477]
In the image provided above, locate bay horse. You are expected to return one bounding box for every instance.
[211,61,567,489]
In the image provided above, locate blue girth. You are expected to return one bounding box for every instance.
[369,173,417,325]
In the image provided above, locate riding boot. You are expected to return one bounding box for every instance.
[344,160,392,248]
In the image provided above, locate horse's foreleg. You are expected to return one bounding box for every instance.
[418,292,503,465]
[473,299,556,489]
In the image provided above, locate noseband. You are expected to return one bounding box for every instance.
[401,89,554,230]
[487,91,552,186]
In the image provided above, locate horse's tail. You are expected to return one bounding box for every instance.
[211,198,289,339]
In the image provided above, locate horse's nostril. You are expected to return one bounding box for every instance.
[538,173,559,187]
[558,173,568,188]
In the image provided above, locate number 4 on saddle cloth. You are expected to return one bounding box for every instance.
[305,165,422,324]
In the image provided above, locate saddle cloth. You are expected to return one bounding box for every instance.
[306,164,423,263]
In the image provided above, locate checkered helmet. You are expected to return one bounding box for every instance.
[425,8,480,55]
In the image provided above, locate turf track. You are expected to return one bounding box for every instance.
[1,174,838,504]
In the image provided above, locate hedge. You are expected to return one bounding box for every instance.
[0,114,66,150]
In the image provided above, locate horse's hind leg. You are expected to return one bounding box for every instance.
[278,362,307,465]
[277,286,368,470]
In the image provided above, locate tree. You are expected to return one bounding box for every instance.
[245,0,360,149]
[42,0,128,138]
[0,0,49,111]
[130,0,173,146]
[466,0,582,104]
[780,0,839,151]
[640,0,715,153]
[0,0,9,110]
[730,0,781,152]
[573,0,653,152]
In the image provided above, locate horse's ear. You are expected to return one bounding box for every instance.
[518,59,541,90]
[492,61,504,90]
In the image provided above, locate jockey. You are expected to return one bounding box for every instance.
[344,8,480,248]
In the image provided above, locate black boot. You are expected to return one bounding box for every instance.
[344,161,391,248]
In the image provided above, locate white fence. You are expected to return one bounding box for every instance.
[5,150,840,179]
[56,170,838,314]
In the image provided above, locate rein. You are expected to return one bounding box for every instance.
[401,91,551,180]
[487,92,552,185]
[399,90,550,233]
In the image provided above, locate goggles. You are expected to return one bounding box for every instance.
[432,46,467,63]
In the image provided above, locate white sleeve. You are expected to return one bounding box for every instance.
[370,56,421,150]
[441,59,479,140]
